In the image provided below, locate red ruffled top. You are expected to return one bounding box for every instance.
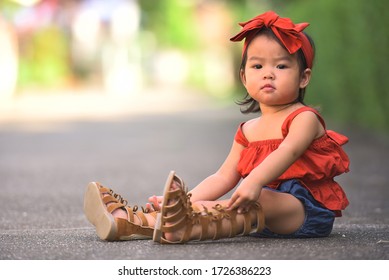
[235,107,350,216]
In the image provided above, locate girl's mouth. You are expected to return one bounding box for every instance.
[261,84,275,90]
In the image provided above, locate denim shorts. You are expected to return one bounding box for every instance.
[251,179,335,238]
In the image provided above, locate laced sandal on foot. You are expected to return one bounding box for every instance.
[153,171,265,244]
[84,182,157,241]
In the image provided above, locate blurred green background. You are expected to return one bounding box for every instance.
[0,0,388,131]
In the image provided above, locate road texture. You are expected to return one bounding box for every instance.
[0,91,388,260]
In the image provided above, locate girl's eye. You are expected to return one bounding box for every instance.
[277,64,287,69]
[253,64,262,69]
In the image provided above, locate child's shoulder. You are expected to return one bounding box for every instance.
[243,117,260,127]
[241,117,260,133]
[283,106,326,139]
[238,117,262,142]
[287,106,325,127]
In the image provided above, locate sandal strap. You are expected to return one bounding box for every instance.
[200,203,264,240]
[99,183,158,216]
[182,221,195,243]
[165,198,186,213]
[228,210,238,237]
[164,201,188,222]
[123,205,158,227]
[160,214,187,233]
[99,185,128,205]
[134,211,148,226]
[211,205,237,239]
[242,211,252,235]
[103,195,120,205]
[253,203,265,233]
[107,202,126,214]
[126,207,135,223]
[99,186,111,193]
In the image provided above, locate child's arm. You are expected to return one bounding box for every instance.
[147,139,244,210]
[227,111,324,211]
[188,140,243,202]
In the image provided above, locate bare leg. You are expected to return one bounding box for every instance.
[257,188,305,234]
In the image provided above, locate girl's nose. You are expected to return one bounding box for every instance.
[263,71,274,80]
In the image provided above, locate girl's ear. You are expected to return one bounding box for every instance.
[240,69,247,86]
[300,68,312,89]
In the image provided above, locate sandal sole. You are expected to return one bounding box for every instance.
[153,170,176,242]
[116,218,153,241]
[84,182,117,241]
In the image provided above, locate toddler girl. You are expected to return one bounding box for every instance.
[84,11,349,243]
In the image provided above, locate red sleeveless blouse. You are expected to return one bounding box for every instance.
[234,107,350,216]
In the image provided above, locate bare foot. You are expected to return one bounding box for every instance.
[146,195,162,211]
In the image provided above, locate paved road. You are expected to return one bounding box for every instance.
[0,93,388,260]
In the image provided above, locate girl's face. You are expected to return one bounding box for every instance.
[240,34,311,109]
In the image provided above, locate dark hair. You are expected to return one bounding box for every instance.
[236,28,315,114]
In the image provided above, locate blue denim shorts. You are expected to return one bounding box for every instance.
[251,179,335,238]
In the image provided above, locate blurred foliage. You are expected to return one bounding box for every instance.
[138,0,266,50]
[139,0,199,50]
[1,0,70,88]
[278,0,389,130]
[18,26,70,88]
[1,0,388,131]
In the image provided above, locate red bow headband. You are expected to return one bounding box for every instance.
[230,11,314,69]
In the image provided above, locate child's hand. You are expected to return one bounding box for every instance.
[146,195,163,211]
[227,182,261,213]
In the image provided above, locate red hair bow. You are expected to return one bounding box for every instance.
[230,11,314,69]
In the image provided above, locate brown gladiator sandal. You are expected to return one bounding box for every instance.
[84,182,157,241]
[153,171,265,244]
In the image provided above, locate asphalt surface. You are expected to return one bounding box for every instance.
[0,92,388,260]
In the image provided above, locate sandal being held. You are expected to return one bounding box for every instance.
[153,171,265,244]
